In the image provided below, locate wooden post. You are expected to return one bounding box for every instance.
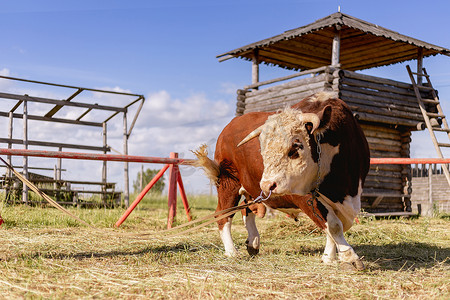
[123,112,129,207]
[6,111,13,199]
[252,49,259,89]
[57,147,62,182]
[53,164,58,200]
[102,122,107,203]
[140,164,144,191]
[417,48,424,85]
[428,163,433,216]
[22,97,28,204]
[167,152,178,228]
[177,173,191,222]
[331,26,341,66]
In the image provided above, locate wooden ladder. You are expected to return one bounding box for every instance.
[406,65,450,187]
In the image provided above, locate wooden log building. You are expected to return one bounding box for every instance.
[217,12,450,215]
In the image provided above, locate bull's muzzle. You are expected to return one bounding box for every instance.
[260,179,279,196]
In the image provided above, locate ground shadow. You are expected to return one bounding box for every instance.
[4,240,448,272]
[5,242,217,262]
[354,242,449,271]
[255,241,449,271]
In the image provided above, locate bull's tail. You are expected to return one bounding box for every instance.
[190,144,220,185]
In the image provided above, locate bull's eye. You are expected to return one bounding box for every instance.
[288,139,303,159]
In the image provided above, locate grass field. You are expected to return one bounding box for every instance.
[0,194,449,299]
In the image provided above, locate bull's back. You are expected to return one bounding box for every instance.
[215,112,270,196]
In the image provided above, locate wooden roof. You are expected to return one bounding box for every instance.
[217,12,450,71]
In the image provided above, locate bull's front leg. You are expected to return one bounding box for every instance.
[323,209,364,270]
[242,210,260,256]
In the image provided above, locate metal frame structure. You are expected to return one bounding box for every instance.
[0,75,145,206]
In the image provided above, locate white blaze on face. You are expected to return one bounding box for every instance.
[258,108,319,196]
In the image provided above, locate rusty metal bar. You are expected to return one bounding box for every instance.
[0,148,193,164]
[371,158,450,164]
[0,75,143,97]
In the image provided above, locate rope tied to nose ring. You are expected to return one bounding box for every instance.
[254,189,272,203]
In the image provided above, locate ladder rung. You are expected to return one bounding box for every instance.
[416,85,435,90]
[433,127,450,132]
[411,72,430,78]
[438,143,450,148]
[421,98,439,104]
[426,112,445,118]
[433,128,450,132]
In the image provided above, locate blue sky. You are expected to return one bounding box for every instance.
[1,0,450,194]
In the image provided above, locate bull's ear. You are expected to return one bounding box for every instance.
[304,105,332,134]
[318,105,332,128]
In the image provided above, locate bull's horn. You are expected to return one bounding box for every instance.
[301,113,320,133]
[237,125,264,147]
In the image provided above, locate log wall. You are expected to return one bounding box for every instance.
[338,70,430,128]
[359,124,412,213]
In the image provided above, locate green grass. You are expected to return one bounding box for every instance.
[0,193,449,299]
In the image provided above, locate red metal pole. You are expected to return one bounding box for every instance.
[370,158,450,165]
[167,152,178,229]
[0,148,193,165]
[177,173,192,222]
[115,164,170,227]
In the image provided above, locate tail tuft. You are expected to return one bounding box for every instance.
[190,144,220,185]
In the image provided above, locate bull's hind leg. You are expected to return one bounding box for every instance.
[217,181,241,257]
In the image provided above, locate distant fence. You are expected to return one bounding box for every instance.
[409,163,450,216]
[411,163,450,177]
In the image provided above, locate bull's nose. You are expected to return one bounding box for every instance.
[260,180,277,194]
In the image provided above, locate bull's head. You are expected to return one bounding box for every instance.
[238,105,333,196]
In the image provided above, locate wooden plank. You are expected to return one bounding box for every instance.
[0,111,103,127]
[371,196,384,208]
[340,90,422,112]
[340,85,423,104]
[360,123,401,135]
[340,78,417,98]
[366,136,402,147]
[342,100,423,121]
[360,211,416,217]
[245,73,327,98]
[354,112,422,127]
[45,88,83,118]
[0,138,109,152]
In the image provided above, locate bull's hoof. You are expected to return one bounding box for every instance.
[352,258,365,270]
[247,245,259,256]
[340,259,365,271]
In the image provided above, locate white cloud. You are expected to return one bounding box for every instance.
[220,82,240,95]
[0,68,14,91]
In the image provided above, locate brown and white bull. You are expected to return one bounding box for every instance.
[193,91,370,269]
